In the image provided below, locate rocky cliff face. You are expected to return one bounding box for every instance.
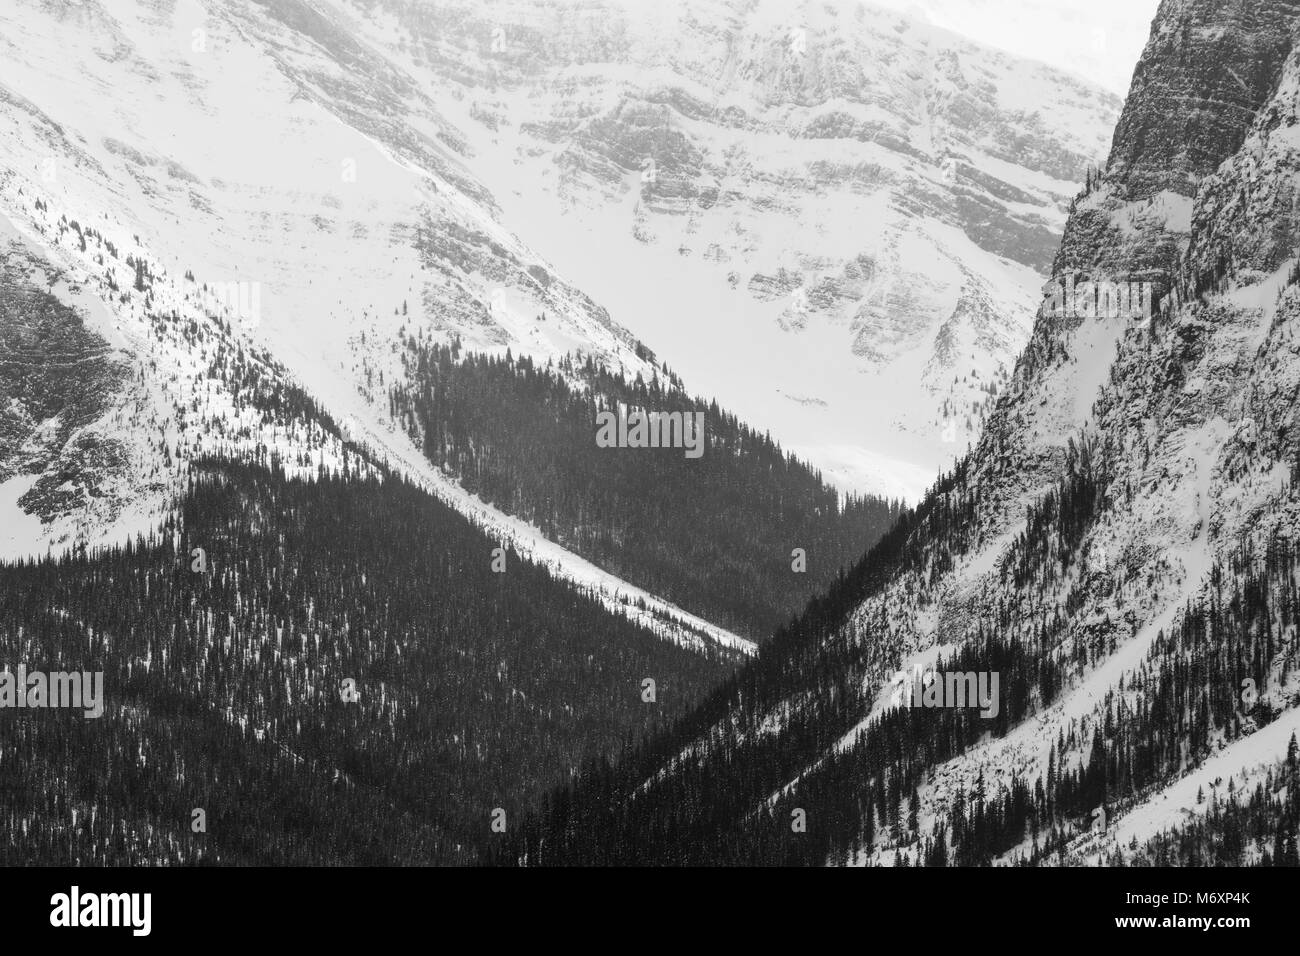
[1107,0,1300,199]
[890,0,1300,860]
[1048,0,1299,294]
[0,232,133,551]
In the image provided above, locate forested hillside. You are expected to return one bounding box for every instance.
[0,459,735,865]
[378,335,904,640]
[496,436,1300,868]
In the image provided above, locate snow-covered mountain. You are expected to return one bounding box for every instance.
[0,168,749,651]
[0,0,1118,637]
[5,0,1295,872]
[330,0,1120,498]
[0,0,781,651]
[0,0,655,478]
[508,0,1300,866]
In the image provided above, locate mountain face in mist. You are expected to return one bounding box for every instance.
[507,0,1300,867]
[866,0,1162,97]
[336,0,1120,497]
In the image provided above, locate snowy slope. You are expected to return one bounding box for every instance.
[0,0,752,653]
[327,0,1120,499]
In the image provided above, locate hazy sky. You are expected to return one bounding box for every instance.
[866,0,1164,95]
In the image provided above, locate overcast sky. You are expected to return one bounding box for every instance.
[865,0,1163,95]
